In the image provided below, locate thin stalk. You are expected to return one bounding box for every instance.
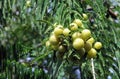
[91,58,96,79]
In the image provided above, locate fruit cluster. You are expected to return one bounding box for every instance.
[46,17,102,64]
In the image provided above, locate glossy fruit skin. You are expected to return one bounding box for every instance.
[73,19,83,28]
[86,37,95,44]
[26,1,31,7]
[46,40,51,47]
[70,23,78,31]
[54,27,63,36]
[72,32,81,40]
[58,45,66,53]
[87,48,97,59]
[94,42,102,49]
[63,28,71,36]
[81,29,91,41]
[73,38,84,50]
[83,13,88,20]
[49,35,59,45]
[84,42,92,52]
[77,48,85,57]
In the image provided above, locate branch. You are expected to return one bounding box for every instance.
[91,58,96,79]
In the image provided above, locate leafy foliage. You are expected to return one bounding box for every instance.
[0,0,120,79]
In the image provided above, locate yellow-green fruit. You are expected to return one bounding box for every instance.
[70,23,78,31]
[54,27,63,36]
[73,38,84,50]
[87,37,95,44]
[77,48,85,57]
[87,48,97,59]
[81,29,91,41]
[26,1,31,7]
[83,13,88,20]
[72,32,81,40]
[46,40,51,47]
[58,45,66,53]
[63,28,71,36]
[94,42,102,49]
[73,19,83,28]
[84,42,92,52]
[49,35,59,45]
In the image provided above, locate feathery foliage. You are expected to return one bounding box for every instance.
[0,0,120,79]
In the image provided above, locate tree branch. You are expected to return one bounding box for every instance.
[91,58,96,79]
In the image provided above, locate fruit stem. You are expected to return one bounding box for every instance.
[91,58,96,79]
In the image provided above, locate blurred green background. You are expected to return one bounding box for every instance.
[0,0,120,79]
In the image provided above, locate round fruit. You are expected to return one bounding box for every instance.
[63,28,71,36]
[84,42,92,52]
[86,37,95,44]
[46,40,51,47]
[81,29,91,41]
[94,42,102,49]
[73,38,84,50]
[87,48,97,59]
[77,48,85,57]
[26,1,31,7]
[54,27,63,36]
[73,19,83,28]
[49,35,59,45]
[82,13,88,20]
[58,45,66,53]
[72,32,81,40]
[70,23,78,31]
